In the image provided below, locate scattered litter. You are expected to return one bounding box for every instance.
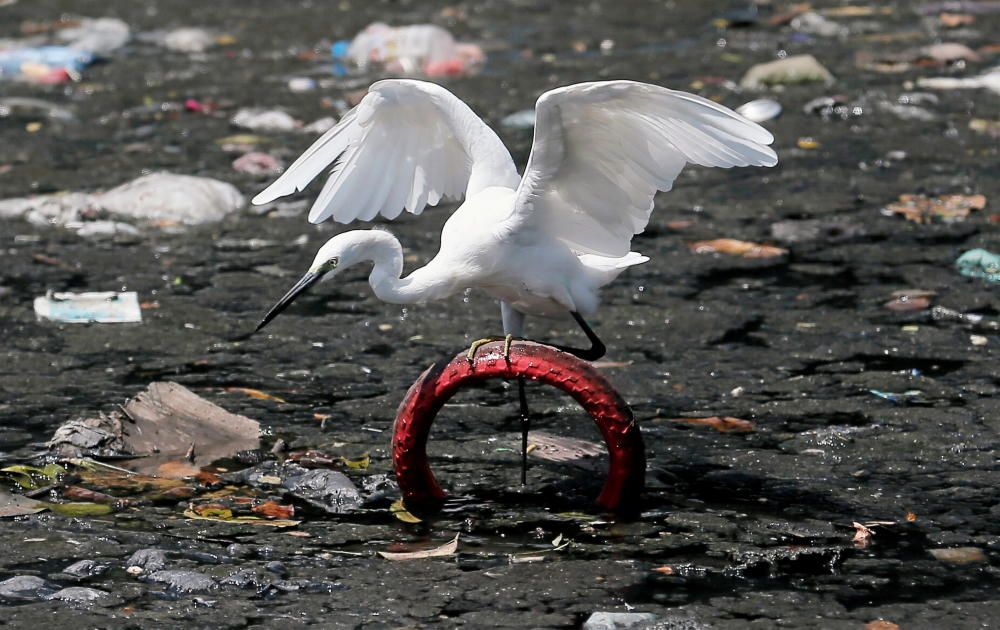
[670,416,754,433]
[956,248,1000,282]
[688,239,787,258]
[929,547,987,564]
[500,109,536,129]
[735,98,781,123]
[882,193,986,224]
[969,118,1000,137]
[852,522,875,547]
[390,499,422,523]
[917,66,1000,94]
[797,137,821,150]
[921,42,981,64]
[34,291,141,324]
[287,77,317,92]
[162,27,216,53]
[232,152,283,177]
[336,22,484,77]
[47,381,261,476]
[302,116,338,134]
[378,534,459,560]
[231,108,300,132]
[55,17,130,55]
[224,387,287,403]
[790,12,848,38]
[0,46,91,83]
[215,133,270,152]
[522,432,604,463]
[740,54,835,89]
[868,389,924,403]
[223,461,362,514]
[884,289,935,312]
[0,97,75,121]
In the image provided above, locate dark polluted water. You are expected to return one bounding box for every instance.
[0,0,998,627]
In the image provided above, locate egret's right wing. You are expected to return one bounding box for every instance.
[506,81,778,257]
[252,79,520,224]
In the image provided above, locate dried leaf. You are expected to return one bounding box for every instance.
[526,432,604,463]
[225,387,287,403]
[0,490,46,517]
[884,289,936,312]
[390,499,423,524]
[378,534,460,561]
[340,454,370,471]
[688,239,787,259]
[865,621,900,630]
[653,565,675,575]
[251,500,295,519]
[182,508,300,527]
[939,12,975,27]
[822,6,892,16]
[905,511,917,522]
[969,119,1000,138]
[44,502,114,517]
[884,194,987,224]
[671,416,755,433]
[62,486,123,505]
[154,460,201,479]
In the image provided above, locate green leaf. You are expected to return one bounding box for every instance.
[43,502,114,517]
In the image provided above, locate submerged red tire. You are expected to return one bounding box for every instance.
[392,340,645,513]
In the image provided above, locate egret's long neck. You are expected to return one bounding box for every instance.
[357,231,455,305]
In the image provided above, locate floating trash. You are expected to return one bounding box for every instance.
[500,108,536,129]
[917,66,1000,94]
[231,108,300,132]
[882,193,986,224]
[335,22,484,77]
[736,98,782,122]
[34,291,142,324]
[956,248,1000,282]
[740,54,835,89]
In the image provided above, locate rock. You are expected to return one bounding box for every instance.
[583,612,658,630]
[740,54,835,89]
[126,548,168,574]
[60,559,111,579]
[0,575,60,601]
[146,570,216,593]
[929,547,988,564]
[46,586,119,605]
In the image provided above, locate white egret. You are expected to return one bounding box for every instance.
[253,79,777,481]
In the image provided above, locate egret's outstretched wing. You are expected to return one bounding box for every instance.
[252,79,520,224]
[508,81,778,257]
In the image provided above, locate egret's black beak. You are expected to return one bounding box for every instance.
[255,271,322,333]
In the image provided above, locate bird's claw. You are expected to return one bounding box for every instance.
[466,334,516,364]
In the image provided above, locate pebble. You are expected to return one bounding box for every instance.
[46,586,117,605]
[61,559,110,579]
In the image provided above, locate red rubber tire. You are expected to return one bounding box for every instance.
[391,340,645,513]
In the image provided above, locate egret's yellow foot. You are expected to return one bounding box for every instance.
[466,334,516,363]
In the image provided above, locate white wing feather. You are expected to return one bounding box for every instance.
[509,81,778,257]
[252,79,520,224]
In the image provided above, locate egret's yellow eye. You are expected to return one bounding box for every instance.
[322,257,339,272]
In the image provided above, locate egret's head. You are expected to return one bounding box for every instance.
[254,231,370,333]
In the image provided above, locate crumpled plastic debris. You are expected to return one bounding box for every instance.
[0,172,245,234]
[790,12,848,38]
[0,45,92,83]
[54,17,130,55]
[335,22,485,77]
[882,193,986,224]
[233,152,283,177]
[231,108,300,132]
[500,109,536,129]
[740,54,835,89]
[34,291,142,324]
[956,248,1000,282]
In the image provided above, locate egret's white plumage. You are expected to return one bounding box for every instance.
[254,79,777,337]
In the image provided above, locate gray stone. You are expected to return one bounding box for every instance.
[0,575,59,601]
[583,612,659,630]
[146,570,216,593]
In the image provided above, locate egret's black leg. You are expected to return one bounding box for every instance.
[518,375,529,486]
[550,312,607,361]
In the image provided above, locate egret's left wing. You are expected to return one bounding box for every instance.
[506,81,778,257]
[252,79,520,224]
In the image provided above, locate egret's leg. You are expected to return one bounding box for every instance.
[550,312,607,361]
[501,301,532,485]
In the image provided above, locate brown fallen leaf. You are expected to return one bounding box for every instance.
[251,500,295,519]
[865,621,901,630]
[182,508,300,528]
[884,194,987,224]
[378,534,459,561]
[688,239,787,259]
[62,486,127,505]
[823,6,892,16]
[155,460,201,479]
[0,490,46,517]
[852,521,875,548]
[671,416,754,433]
[652,565,675,575]
[225,387,287,403]
[905,511,917,522]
